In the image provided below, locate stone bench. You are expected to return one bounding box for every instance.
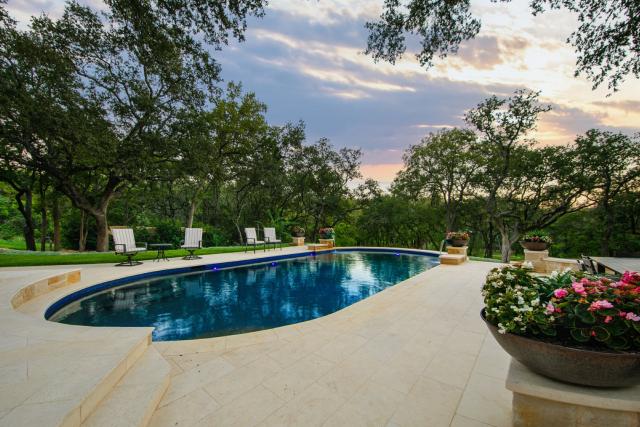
[507,359,640,426]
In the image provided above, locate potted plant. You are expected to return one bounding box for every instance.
[318,227,335,239]
[520,230,552,251]
[481,266,640,387]
[291,226,305,237]
[446,231,470,247]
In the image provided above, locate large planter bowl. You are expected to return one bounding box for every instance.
[481,309,640,387]
[449,239,469,247]
[520,241,549,251]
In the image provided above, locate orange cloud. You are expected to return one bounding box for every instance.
[360,163,404,183]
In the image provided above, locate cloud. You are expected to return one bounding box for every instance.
[591,100,640,113]
[454,36,530,71]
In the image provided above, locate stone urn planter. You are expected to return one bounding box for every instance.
[481,309,640,387]
[520,241,549,251]
[449,239,469,247]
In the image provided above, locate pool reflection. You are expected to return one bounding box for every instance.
[50,252,437,341]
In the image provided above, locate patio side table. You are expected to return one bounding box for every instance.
[149,243,172,262]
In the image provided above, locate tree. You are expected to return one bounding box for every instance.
[173,83,269,228]
[465,89,556,261]
[0,0,265,251]
[365,0,640,91]
[394,128,478,231]
[573,129,640,255]
[487,145,589,261]
[288,139,362,239]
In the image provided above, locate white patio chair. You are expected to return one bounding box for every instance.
[111,228,147,266]
[244,227,265,253]
[181,228,203,260]
[264,227,282,251]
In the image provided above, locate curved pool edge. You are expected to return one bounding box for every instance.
[43,246,441,322]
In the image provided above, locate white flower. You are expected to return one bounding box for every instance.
[531,297,540,307]
[522,261,534,269]
[498,323,507,334]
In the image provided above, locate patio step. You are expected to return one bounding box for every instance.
[82,346,170,427]
[439,253,467,265]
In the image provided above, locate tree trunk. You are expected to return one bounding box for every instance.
[79,210,88,251]
[601,202,614,256]
[53,197,62,251]
[187,199,198,228]
[39,183,47,251]
[234,221,243,245]
[15,190,37,251]
[500,231,512,263]
[483,222,494,259]
[93,212,110,252]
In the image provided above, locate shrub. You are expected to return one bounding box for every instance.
[291,226,305,237]
[483,266,640,351]
[319,227,335,239]
[522,230,553,244]
[446,231,470,240]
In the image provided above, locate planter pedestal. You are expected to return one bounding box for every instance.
[439,246,467,265]
[291,237,305,246]
[507,359,640,427]
[523,249,549,273]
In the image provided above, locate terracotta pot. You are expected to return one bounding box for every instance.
[520,241,549,251]
[481,309,640,387]
[449,239,468,247]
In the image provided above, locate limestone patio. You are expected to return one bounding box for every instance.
[0,248,511,427]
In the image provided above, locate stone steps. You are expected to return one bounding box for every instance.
[83,346,170,427]
[439,245,468,265]
[439,253,467,265]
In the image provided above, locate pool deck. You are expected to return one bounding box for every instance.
[0,247,512,426]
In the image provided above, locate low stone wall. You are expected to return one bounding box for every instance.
[10,269,81,308]
[523,250,579,274]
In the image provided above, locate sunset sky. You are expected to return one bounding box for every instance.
[9,0,640,185]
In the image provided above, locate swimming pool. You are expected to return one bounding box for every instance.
[47,250,438,341]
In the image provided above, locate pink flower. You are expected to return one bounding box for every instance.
[545,302,555,315]
[604,316,613,324]
[553,288,568,299]
[625,312,640,322]
[572,282,586,296]
[622,271,640,285]
[588,300,614,311]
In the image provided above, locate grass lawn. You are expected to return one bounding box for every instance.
[0,244,287,267]
[0,238,27,251]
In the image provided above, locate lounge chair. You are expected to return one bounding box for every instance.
[111,228,147,266]
[244,227,264,253]
[181,228,203,260]
[264,227,282,250]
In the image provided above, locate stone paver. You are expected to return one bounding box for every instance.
[0,248,512,427]
[147,260,512,427]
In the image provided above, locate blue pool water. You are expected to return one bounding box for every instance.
[48,250,437,341]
